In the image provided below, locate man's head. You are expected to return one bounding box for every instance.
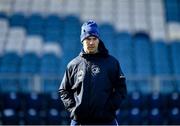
[80,20,100,54]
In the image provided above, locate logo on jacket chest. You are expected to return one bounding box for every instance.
[91,65,100,76]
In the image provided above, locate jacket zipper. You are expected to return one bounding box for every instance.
[86,61,92,117]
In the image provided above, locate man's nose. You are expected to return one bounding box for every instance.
[89,40,94,44]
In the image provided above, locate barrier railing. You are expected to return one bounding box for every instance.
[0,74,179,93]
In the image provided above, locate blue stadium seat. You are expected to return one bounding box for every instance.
[0,12,7,19]
[164,0,180,22]
[128,107,142,124]
[0,53,21,92]
[46,108,61,124]
[170,42,180,91]
[148,92,162,109]
[148,108,163,124]
[171,42,180,75]
[152,41,171,75]
[114,32,133,76]
[128,91,143,108]
[2,108,19,125]
[46,92,64,110]
[45,15,63,30]
[27,14,44,35]
[23,92,45,111]
[168,92,180,108]
[63,15,80,35]
[2,92,21,110]
[44,29,61,43]
[20,53,39,91]
[62,37,80,57]
[63,34,80,46]
[133,33,152,76]
[40,53,61,92]
[62,16,80,57]
[9,13,26,27]
[147,92,168,112]
[141,109,149,124]
[99,24,115,55]
[99,24,115,34]
[43,79,59,92]
[20,53,40,74]
[161,80,177,94]
[45,93,69,124]
[0,80,19,93]
[44,15,63,42]
[0,52,21,73]
[40,53,60,75]
[168,107,180,124]
[24,108,42,125]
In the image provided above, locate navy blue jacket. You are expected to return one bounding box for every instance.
[59,40,127,123]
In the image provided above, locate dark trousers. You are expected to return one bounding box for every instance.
[70,119,118,126]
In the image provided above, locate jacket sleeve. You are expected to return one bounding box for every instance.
[59,68,75,112]
[111,61,127,110]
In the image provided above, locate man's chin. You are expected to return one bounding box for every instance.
[88,50,97,54]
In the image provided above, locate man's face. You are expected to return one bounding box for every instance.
[82,36,99,54]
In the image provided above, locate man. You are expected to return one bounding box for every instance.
[59,20,127,125]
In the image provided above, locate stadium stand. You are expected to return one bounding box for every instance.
[0,0,180,125]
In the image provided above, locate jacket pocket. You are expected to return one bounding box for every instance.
[101,99,116,121]
[109,99,116,111]
[73,105,89,121]
[106,99,116,112]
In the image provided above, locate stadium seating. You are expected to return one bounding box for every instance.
[18,52,41,92]
[44,15,63,43]
[114,32,133,76]
[1,108,19,125]
[99,24,115,53]
[168,107,180,124]
[171,42,180,75]
[0,53,21,92]
[0,91,179,125]
[20,53,40,74]
[164,0,180,22]
[9,13,26,27]
[133,33,153,76]
[152,41,171,75]
[27,14,44,35]
[0,0,180,125]
[23,108,42,125]
[148,108,164,124]
[23,92,45,111]
[46,108,62,125]
[168,92,180,108]
[2,92,21,110]
[0,52,21,73]
[128,107,142,124]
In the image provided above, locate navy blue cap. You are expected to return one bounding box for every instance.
[80,20,100,42]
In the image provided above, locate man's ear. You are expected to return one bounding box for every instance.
[81,40,84,44]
